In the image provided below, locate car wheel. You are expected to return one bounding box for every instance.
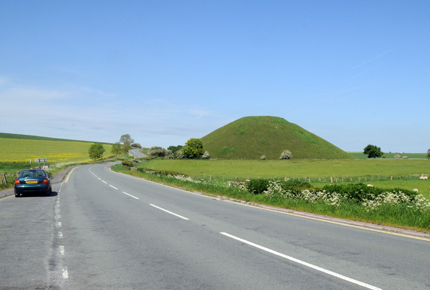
[15,193,20,197]
[46,188,52,196]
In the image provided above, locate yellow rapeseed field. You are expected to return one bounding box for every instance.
[0,138,112,162]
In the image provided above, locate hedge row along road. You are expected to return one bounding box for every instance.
[1,162,429,289]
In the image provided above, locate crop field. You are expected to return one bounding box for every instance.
[139,159,430,197]
[0,138,112,163]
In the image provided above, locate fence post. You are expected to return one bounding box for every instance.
[16,171,20,178]
[1,173,6,184]
[330,177,333,183]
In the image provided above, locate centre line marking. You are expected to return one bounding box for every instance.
[150,204,189,220]
[220,232,381,290]
[109,185,118,190]
[122,191,139,199]
[60,245,65,255]
[102,180,107,184]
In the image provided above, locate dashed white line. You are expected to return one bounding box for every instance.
[57,222,62,228]
[62,267,69,279]
[109,185,118,190]
[150,204,189,220]
[102,180,107,184]
[60,245,65,256]
[122,191,139,199]
[220,232,381,290]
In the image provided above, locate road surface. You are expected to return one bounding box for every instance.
[1,163,429,289]
[129,148,147,158]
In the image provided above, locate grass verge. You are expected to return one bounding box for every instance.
[112,164,430,233]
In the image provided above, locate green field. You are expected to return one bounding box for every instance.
[139,159,430,197]
[349,152,427,159]
[0,133,113,163]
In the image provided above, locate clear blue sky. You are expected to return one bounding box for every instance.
[1,1,429,152]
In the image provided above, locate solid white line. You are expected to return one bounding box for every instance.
[109,185,118,190]
[122,191,139,199]
[220,232,382,290]
[150,204,189,220]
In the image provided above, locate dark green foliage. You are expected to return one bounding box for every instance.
[0,162,33,172]
[200,116,354,159]
[88,144,105,160]
[131,143,142,148]
[137,167,188,177]
[168,145,183,154]
[150,147,167,157]
[280,180,313,196]
[247,179,270,194]
[363,144,383,158]
[183,138,204,159]
[122,160,134,167]
[427,149,430,159]
[321,183,417,202]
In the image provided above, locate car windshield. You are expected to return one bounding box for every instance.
[19,170,47,178]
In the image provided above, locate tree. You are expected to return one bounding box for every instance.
[168,145,183,154]
[120,134,134,144]
[111,142,122,157]
[88,144,105,160]
[427,149,430,159]
[149,146,166,157]
[119,134,134,157]
[280,150,292,159]
[363,145,383,158]
[183,138,204,159]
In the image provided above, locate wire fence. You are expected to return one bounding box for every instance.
[187,173,430,184]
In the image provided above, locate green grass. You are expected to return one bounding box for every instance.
[349,152,427,159]
[137,159,430,198]
[112,164,430,232]
[0,132,113,144]
[201,116,354,159]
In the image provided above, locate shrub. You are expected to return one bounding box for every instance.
[176,149,185,159]
[88,144,105,160]
[122,160,133,167]
[403,156,408,159]
[150,147,167,157]
[394,154,400,159]
[260,155,266,160]
[247,179,269,194]
[279,150,292,159]
[183,138,204,159]
[202,151,210,159]
[137,167,188,177]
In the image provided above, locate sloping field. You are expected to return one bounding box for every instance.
[201,116,354,159]
[0,133,112,162]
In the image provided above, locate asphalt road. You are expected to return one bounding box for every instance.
[1,163,430,289]
[129,149,147,158]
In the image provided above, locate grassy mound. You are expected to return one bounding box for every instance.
[201,116,353,159]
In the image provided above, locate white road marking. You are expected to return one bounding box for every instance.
[57,222,62,228]
[122,191,139,199]
[102,180,107,184]
[62,267,69,279]
[149,204,189,220]
[60,245,65,256]
[220,232,382,290]
[58,232,63,239]
[109,185,118,190]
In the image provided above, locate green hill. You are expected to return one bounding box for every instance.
[201,116,354,160]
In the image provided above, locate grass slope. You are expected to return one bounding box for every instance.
[0,132,113,144]
[201,116,353,159]
[0,133,113,162]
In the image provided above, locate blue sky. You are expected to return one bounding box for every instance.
[1,1,429,152]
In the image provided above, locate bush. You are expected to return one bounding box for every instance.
[280,179,312,196]
[202,151,210,159]
[183,138,204,159]
[122,160,133,167]
[280,150,292,159]
[247,179,270,194]
[137,167,188,177]
[394,154,400,159]
[260,155,266,160]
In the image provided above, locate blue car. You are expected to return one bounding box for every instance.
[14,169,52,197]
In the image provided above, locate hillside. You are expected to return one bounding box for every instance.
[201,116,354,160]
[0,133,113,162]
[0,132,113,144]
